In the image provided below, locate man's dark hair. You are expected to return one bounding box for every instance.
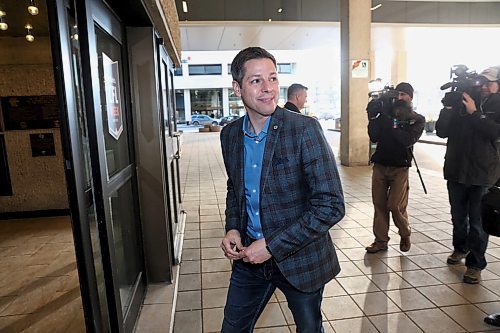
[231,47,277,87]
[287,83,308,100]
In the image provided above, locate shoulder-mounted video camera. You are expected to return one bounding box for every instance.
[367,85,399,120]
[440,65,485,112]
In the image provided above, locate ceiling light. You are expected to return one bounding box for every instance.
[371,4,382,11]
[28,0,39,15]
[25,24,34,42]
[182,1,188,13]
[277,8,283,13]
[268,18,272,22]
[0,11,7,31]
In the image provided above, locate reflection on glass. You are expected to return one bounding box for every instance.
[68,13,109,329]
[108,180,141,315]
[95,27,130,178]
[190,89,223,118]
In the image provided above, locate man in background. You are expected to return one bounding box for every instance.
[365,82,425,254]
[436,66,500,284]
[284,83,308,113]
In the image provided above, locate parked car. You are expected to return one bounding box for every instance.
[219,115,241,126]
[189,115,219,126]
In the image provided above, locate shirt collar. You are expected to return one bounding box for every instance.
[242,114,271,140]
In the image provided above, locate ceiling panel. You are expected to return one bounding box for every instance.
[217,25,263,50]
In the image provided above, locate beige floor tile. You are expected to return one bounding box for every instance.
[448,283,499,303]
[178,274,201,291]
[202,288,228,308]
[182,248,201,261]
[184,238,201,249]
[418,285,469,307]
[351,291,400,316]
[475,301,500,314]
[200,229,225,239]
[397,269,442,287]
[425,267,464,284]
[336,261,365,277]
[330,317,378,333]
[336,276,380,294]
[386,288,435,311]
[321,296,364,320]
[254,327,291,333]
[407,308,466,332]
[201,272,231,289]
[200,237,222,248]
[381,256,421,271]
[202,307,224,332]
[200,222,223,230]
[143,283,175,304]
[369,312,423,333]
[353,257,392,275]
[255,303,288,328]
[201,248,226,260]
[408,254,448,269]
[176,290,202,311]
[201,258,231,273]
[369,272,413,291]
[184,230,201,239]
[174,309,202,333]
[441,304,496,332]
[482,279,500,296]
[180,260,201,275]
[324,279,348,297]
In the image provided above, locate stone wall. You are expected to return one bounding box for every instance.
[0,37,68,213]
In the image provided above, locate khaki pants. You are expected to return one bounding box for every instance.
[371,163,410,244]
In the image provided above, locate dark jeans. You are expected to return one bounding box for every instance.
[447,181,489,270]
[221,259,324,333]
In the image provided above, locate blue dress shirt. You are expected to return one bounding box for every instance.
[242,115,271,240]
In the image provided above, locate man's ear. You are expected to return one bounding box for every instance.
[232,80,242,97]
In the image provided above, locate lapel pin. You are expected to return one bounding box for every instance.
[273,125,278,130]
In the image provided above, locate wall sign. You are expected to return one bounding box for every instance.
[1,95,60,130]
[103,52,123,140]
[351,60,369,78]
[30,133,56,157]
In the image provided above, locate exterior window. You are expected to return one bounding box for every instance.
[190,89,223,118]
[277,63,294,74]
[228,88,245,116]
[279,87,287,106]
[188,64,222,76]
[227,64,232,75]
[174,67,183,76]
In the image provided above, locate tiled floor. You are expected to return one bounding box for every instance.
[170,130,500,333]
[0,216,85,333]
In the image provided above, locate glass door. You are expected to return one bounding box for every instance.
[77,0,146,331]
[158,44,185,264]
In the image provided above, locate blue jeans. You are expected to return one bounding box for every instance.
[447,181,489,270]
[221,259,324,333]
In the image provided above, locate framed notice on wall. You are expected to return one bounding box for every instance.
[1,95,60,130]
[30,133,56,157]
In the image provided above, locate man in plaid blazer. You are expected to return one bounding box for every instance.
[220,47,345,333]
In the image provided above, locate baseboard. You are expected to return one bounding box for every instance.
[0,209,70,220]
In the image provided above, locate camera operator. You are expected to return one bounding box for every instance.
[365,82,425,254]
[436,66,500,285]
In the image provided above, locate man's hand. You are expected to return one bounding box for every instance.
[221,230,245,260]
[442,91,463,108]
[462,92,477,114]
[242,238,272,264]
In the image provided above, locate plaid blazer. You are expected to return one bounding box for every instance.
[220,107,345,292]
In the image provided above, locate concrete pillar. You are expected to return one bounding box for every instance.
[223,88,229,116]
[391,28,407,85]
[184,89,192,120]
[340,0,371,166]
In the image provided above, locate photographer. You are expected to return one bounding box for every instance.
[436,66,500,284]
[365,82,425,254]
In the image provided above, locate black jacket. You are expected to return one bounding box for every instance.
[368,111,425,167]
[436,93,500,187]
[284,101,300,113]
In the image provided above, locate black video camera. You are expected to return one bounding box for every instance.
[367,85,399,120]
[440,65,486,112]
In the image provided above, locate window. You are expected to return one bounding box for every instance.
[174,67,183,76]
[188,64,222,76]
[277,63,294,74]
[227,64,232,75]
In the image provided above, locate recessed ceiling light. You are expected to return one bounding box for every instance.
[371,4,382,11]
[268,18,272,22]
[277,8,283,13]
[182,1,188,13]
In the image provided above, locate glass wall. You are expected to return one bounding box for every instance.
[228,88,244,116]
[190,89,223,118]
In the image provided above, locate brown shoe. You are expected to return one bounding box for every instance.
[365,242,388,253]
[447,251,468,265]
[463,267,481,284]
[400,237,411,252]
